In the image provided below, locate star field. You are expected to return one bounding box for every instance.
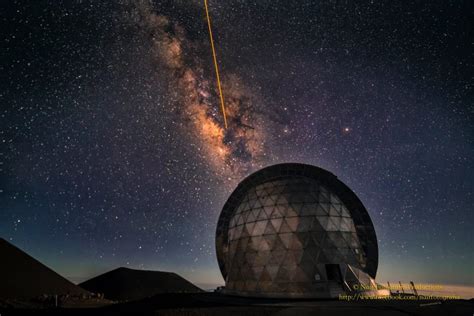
[1,0,472,287]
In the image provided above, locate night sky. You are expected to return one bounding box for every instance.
[2,0,473,288]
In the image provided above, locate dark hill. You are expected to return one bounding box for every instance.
[79,267,203,301]
[0,238,89,299]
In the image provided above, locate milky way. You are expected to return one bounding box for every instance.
[133,0,271,180]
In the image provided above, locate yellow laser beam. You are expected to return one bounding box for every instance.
[204,0,228,128]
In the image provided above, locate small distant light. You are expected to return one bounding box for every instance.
[343,127,350,133]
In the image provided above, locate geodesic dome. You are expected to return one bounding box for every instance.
[216,163,379,298]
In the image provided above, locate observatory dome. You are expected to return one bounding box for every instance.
[216,163,382,298]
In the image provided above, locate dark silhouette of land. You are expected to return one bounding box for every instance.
[1,292,473,315]
[79,267,203,301]
[0,238,472,315]
[0,238,89,299]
